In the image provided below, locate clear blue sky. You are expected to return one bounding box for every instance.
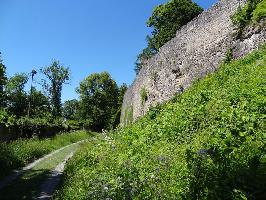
[0,0,217,102]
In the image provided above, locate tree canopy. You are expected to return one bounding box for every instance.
[135,0,203,74]
[41,61,70,117]
[63,99,79,120]
[0,53,7,108]
[77,72,119,131]
[5,73,29,117]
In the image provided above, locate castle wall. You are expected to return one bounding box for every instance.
[121,0,266,125]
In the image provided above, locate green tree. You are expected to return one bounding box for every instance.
[135,36,157,74]
[118,83,128,107]
[77,72,119,131]
[231,0,263,27]
[30,87,50,117]
[0,53,7,108]
[6,73,28,117]
[147,0,203,50]
[135,0,203,74]
[41,61,70,118]
[63,99,79,120]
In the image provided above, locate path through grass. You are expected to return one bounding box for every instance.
[0,140,86,200]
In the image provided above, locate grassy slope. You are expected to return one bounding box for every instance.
[55,47,266,199]
[0,130,92,180]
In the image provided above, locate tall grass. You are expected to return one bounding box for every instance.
[55,45,266,199]
[0,130,92,180]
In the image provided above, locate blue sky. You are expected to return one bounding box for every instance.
[0,0,217,102]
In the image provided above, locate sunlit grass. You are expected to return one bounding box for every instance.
[55,45,266,199]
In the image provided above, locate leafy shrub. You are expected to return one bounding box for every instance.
[224,48,234,64]
[0,130,91,180]
[55,46,266,199]
[252,0,266,21]
[0,113,75,139]
[65,120,83,130]
[231,0,265,36]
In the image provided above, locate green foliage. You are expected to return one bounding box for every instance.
[140,87,148,106]
[113,84,128,127]
[123,105,133,126]
[134,36,157,74]
[231,0,265,36]
[65,119,83,130]
[0,130,91,180]
[6,73,29,117]
[15,116,68,137]
[29,87,50,117]
[252,0,266,21]
[0,109,15,128]
[63,99,79,120]
[41,61,70,117]
[0,53,7,108]
[77,72,119,131]
[118,84,128,107]
[6,73,28,93]
[224,48,234,64]
[147,0,203,51]
[55,46,266,199]
[135,0,203,74]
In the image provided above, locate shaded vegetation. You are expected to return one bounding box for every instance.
[140,87,148,107]
[0,169,50,200]
[55,45,266,199]
[0,140,85,200]
[224,48,234,64]
[0,131,91,180]
[123,105,134,127]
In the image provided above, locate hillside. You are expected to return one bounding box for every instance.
[55,45,266,199]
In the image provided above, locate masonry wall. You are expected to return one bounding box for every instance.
[121,0,266,125]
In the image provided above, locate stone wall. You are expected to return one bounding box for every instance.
[121,0,266,125]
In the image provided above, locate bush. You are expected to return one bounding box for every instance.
[252,0,266,21]
[224,48,234,64]
[231,0,265,34]
[55,46,266,199]
[0,114,75,140]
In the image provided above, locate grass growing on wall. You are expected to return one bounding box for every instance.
[140,87,148,107]
[123,106,134,126]
[55,46,266,199]
[0,130,92,180]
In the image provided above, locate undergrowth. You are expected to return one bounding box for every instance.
[55,46,266,199]
[0,130,92,180]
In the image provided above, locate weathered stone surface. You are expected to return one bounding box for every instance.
[121,0,266,125]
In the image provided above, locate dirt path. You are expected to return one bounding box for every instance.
[36,152,75,199]
[0,140,86,200]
